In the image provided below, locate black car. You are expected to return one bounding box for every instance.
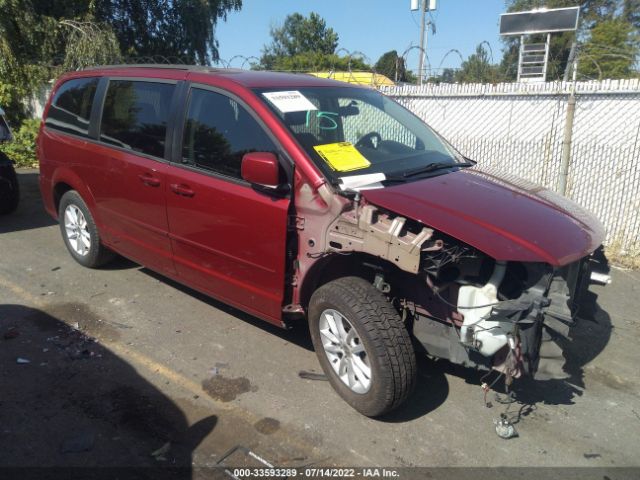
[0,107,19,214]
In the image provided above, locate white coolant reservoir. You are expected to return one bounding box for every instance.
[458,261,512,356]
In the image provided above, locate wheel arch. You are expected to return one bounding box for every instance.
[299,252,399,310]
[51,168,98,220]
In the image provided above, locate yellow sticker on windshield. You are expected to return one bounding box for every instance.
[313,142,371,172]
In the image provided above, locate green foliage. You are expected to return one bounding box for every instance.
[455,44,503,83]
[624,0,640,30]
[263,12,338,58]
[427,68,457,84]
[374,51,415,83]
[0,63,47,125]
[261,52,369,72]
[260,12,340,70]
[579,18,639,78]
[93,0,242,64]
[0,0,242,125]
[60,20,121,71]
[0,119,40,167]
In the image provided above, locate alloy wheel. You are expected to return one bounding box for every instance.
[64,204,91,256]
[319,308,372,394]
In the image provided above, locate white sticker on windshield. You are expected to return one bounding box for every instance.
[339,173,387,191]
[262,90,318,113]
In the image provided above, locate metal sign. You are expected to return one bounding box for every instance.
[500,6,579,35]
[410,0,436,11]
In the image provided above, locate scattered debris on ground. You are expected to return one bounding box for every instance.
[150,442,171,461]
[298,370,327,381]
[4,326,19,340]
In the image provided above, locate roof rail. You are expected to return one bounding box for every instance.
[82,64,245,73]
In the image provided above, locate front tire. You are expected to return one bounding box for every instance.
[308,276,416,417]
[58,191,114,268]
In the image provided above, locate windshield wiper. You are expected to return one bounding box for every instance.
[398,161,474,178]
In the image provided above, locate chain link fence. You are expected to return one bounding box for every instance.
[381,79,640,262]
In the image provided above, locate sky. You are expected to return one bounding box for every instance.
[214,0,508,73]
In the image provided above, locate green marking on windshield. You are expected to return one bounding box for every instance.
[306,110,339,130]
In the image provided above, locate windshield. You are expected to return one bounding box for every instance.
[254,86,467,185]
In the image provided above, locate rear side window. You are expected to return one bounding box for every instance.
[182,88,276,179]
[100,80,175,158]
[45,77,98,137]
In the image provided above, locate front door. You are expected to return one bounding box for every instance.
[166,86,290,323]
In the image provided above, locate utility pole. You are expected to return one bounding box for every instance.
[415,0,436,85]
[418,0,426,85]
[558,52,579,196]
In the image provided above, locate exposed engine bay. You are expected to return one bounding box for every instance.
[319,199,593,383]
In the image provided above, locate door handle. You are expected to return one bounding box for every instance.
[138,173,161,187]
[170,183,195,197]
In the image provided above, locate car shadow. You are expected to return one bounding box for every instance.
[100,255,141,271]
[511,286,613,406]
[0,304,215,475]
[141,268,451,422]
[0,170,57,234]
[140,262,613,421]
[377,355,450,423]
[428,279,613,413]
[140,268,316,352]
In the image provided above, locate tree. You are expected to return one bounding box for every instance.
[427,68,457,84]
[0,0,242,123]
[59,20,121,71]
[93,0,242,64]
[374,50,415,83]
[261,52,369,72]
[456,44,502,83]
[578,18,638,78]
[0,0,242,66]
[623,0,640,30]
[264,12,338,57]
[0,1,119,122]
[260,12,339,70]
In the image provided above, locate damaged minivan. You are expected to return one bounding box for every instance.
[38,66,605,416]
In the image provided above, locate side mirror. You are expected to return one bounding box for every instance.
[241,152,280,189]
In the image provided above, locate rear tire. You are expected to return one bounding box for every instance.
[308,276,416,417]
[58,190,114,268]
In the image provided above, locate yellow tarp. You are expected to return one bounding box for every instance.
[308,71,395,87]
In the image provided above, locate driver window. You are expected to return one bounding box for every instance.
[182,88,277,179]
[339,98,417,149]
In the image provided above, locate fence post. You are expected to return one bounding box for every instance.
[557,89,576,196]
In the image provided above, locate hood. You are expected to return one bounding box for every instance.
[362,167,605,266]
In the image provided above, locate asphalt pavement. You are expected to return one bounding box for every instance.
[1,169,639,474]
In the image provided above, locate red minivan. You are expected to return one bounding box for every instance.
[39,66,605,416]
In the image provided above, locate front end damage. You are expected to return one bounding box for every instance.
[413,254,591,383]
[295,187,599,385]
